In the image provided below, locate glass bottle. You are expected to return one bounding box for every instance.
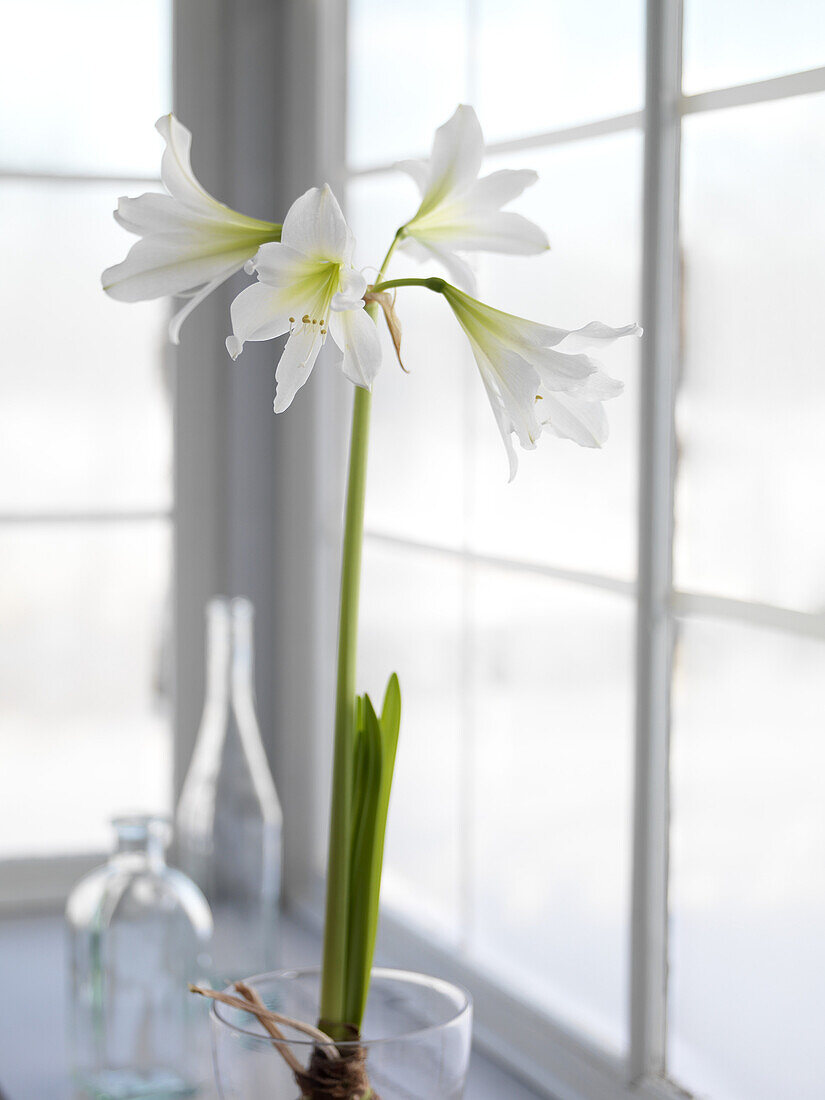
[66,815,213,1099]
[175,597,283,983]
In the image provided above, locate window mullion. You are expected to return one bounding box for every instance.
[629,0,684,1084]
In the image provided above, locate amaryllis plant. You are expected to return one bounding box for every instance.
[103,103,640,1097]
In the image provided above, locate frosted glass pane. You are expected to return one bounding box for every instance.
[0,0,171,174]
[684,0,825,96]
[675,95,825,611]
[348,0,468,168]
[0,181,171,513]
[0,521,171,858]
[471,571,634,1053]
[358,539,464,941]
[348,176,473,549]
[477,0,645,142]
[470,133,642,579]
[347,174,419,273]
[669,618,825,1100]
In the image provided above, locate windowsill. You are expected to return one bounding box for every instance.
[0,911,544,1100]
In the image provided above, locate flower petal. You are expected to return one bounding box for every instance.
[331,267,367,311]
[114,191,200,235]
[155,114,219,218]
[168,262,240,345]
[226,280,292,359]
[102,234,252,301]
[252,242,323,288]
[466,338,541,454]
[395,158,430,195]
[467,168,539,210]
[531,347,599,391]
[442,285,634,352]
[273,326,325,412]
[440,284,567,348]
[476,362,521,482]
[579,368,624,400]
[539,391,610,447]
[485,349,542,450]
[280,184,354,263]
[555,321,643,352]
[327,306,382,389]
[423,105,484,209]
[429,210,549,254]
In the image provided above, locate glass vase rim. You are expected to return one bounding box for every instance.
[211,966,472,1049]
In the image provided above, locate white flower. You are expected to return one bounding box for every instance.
[396,105,549,292]
[439,281,640,480]
[102,114,281,343]
[226,185,381,413]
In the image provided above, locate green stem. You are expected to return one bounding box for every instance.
[318,230,403,1034]
[319,383,372,1033]
[375,229,404,283]
[370,276,446,295]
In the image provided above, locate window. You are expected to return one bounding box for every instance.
[4,3,823,1097]
[302,3,825,1099]
[0,1,173,868]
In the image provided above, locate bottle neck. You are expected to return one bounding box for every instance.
[230,598,255,700]
[204,597,255,707]
[112,816,169,868]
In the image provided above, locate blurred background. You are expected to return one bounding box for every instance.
[1,2,823,1099]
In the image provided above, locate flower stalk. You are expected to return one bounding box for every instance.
[320,381,372,1036]
[319,235,402,1038]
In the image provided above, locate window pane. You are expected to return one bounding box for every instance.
[0,181,171,513]
[359,539,465,941]
[675,95,825,611]
[347,0,468,168]
[683,0,825,96]
[669,617,825,1100]
[0,0,171,175]
[470,571,634,1053]
[470,133,642,579]
[348,176,473,549]
[0,521,171,857]
[477,0,645,142]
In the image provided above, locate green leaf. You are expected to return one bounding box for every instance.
[342,674,402,1028]
[380,673,401,763]
[350,697,369,859]
[344,694,383,1025]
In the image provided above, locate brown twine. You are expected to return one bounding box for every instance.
[189,982,379,1100]
[294,1039,375,1100]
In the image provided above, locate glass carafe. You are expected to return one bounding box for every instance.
[66,815,213,1099]
[176,597,283,983]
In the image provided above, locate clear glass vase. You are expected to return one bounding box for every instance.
[66,815,214,1099]
[210,968,472,1099]
[176,597,283,983]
